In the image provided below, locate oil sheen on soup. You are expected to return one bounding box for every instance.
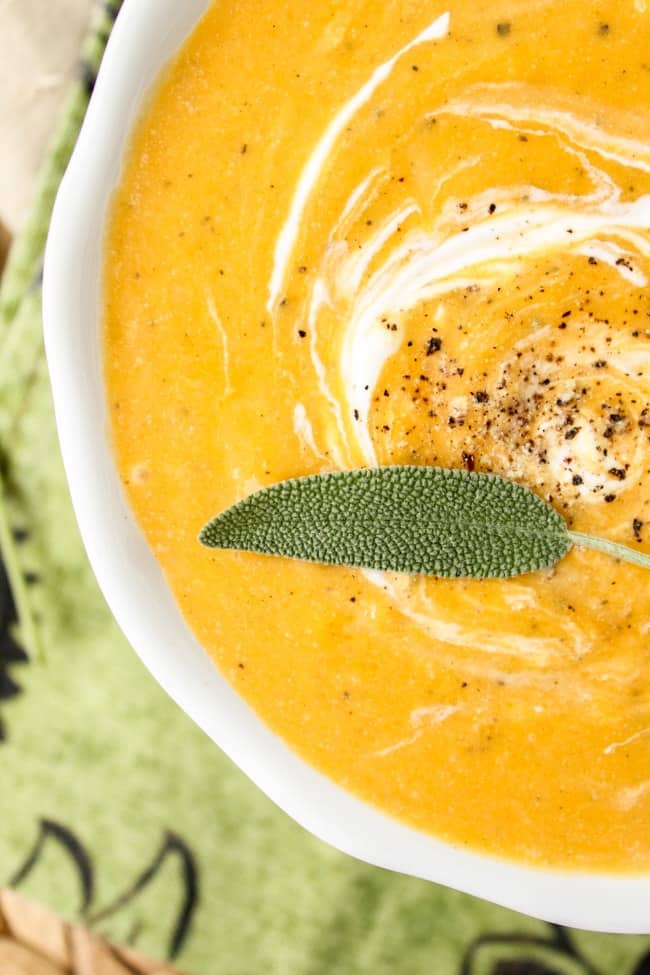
[105,0,650,869]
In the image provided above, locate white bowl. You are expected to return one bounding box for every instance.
[42,0,650,932]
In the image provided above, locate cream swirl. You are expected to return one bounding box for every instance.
[269,13,650,675]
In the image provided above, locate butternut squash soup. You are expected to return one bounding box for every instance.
[105,0,650,869]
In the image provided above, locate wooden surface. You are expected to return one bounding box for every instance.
[0,889,186,975]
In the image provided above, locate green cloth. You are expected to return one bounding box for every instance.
[1,3,650,972]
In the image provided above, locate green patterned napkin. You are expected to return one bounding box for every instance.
[2,3,650,972]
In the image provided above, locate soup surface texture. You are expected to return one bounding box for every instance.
[105,0,650,869]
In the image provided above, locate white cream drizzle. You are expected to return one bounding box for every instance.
[434,83,650,174]
[335,192,650,467]
[206,290,233,397]
[292,402,324,459]
[577,242,648,287]
[615,781,650,811]
[605,727,650,756]
[266,22,650,673]
[267,11,451,312]
[372,703,459,758]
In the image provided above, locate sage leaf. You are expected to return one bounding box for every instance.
[200,466,573,579]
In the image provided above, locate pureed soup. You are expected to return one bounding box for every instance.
[105,0,650,869]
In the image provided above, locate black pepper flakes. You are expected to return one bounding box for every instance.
[496,21,512,36]
[472,390,490,403]
[426,336,442,355]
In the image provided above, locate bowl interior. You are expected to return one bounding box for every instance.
[42,0,650,932]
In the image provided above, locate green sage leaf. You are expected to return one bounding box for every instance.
[200,466,573,579]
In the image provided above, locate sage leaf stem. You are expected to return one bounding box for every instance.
[567,531,650,570]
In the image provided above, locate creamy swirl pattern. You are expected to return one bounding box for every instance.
[267,13,650,675]
[105,0,650,866]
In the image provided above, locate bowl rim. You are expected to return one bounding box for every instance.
[42,0,650,932]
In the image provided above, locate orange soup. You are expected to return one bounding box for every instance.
[105,0,650,869]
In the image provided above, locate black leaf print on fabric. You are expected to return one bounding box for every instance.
[88,831,200,959]
[80,0,123,95]
[0,667,22,701]
[460,928,599,975]
[0,555,27,742]
[9,819,200,961]
[9,818,95,914]
[493,962,567,975]
[634,950,650,975]
[104,0,123,20]
[81,59,99,97]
